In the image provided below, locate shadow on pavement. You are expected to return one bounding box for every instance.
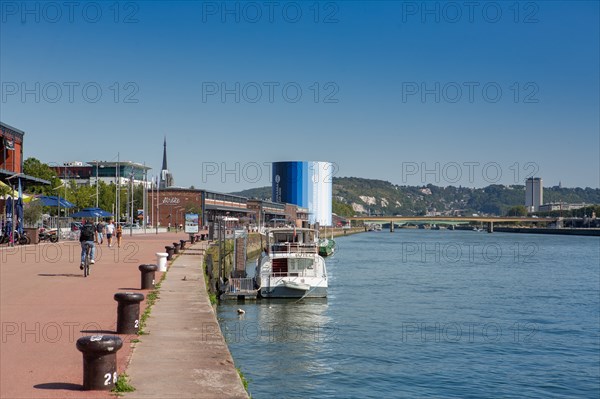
[80,329,117,334]
[118,287,142,291]
[34,382,82,391]
[37,273,83,278]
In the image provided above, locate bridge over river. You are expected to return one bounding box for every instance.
[349,216,557,233]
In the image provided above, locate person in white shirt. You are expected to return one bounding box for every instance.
[105,220,116,247]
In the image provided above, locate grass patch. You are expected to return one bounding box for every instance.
[236,367,250,394]
[112,373,135,394]
[138,271,167,335]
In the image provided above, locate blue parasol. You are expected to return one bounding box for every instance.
[70,207,113,218]
[16,178,23,235]
[4,196,13,237]
[35,195,75,208]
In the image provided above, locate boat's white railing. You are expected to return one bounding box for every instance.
[270,243,317,254]
[227,278,254,293]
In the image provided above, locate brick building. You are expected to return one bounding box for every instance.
[0,121,49,187]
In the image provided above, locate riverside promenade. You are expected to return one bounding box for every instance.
[125,242,248,399]
[0,232,246,399]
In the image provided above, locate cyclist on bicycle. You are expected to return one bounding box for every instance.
[79,219,96,270]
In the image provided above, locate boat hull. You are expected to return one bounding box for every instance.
[260,286,327,298]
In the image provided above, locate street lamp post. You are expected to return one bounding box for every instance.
[156,176,160,234]
[95,161,99,208]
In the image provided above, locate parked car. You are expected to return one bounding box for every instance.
[123,223,141,229]
[71,222,83,231]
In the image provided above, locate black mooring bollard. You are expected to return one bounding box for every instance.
[165,246,174,260]
[114,292,145,334]
[189,234,195,244]
[76,334,123,391]
[139,264,158,290]
[172,242,180,254]
[179,239,186,250]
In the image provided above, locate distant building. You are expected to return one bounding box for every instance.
[149,188,251,227]
[539,202,589,212]
[159,137,174,189]
[525,177,543,212]
[247,199,286,226]
[49,161,151,188]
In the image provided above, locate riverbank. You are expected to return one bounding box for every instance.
[494,227,600,236]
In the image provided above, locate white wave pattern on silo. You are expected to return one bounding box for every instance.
[308,161,333,226]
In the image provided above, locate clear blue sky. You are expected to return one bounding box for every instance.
[1,1,598,192]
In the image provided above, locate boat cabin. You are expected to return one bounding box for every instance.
[267,228,318,254]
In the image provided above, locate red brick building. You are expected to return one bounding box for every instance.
[149,188,203,228]
[0,122,24,174]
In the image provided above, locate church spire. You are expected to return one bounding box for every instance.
[161,136,168,171]
[159,136,174,189]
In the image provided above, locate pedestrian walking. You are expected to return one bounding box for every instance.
[96,221,105,245]
[116,223,123,248]
[106,219,115,247]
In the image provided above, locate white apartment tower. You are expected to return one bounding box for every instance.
[525,177,543,212]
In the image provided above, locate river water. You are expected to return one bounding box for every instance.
[216,230,600,398]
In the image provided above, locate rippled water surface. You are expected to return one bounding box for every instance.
[217,230,600,398]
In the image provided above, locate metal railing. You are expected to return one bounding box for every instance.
[270,243,317,254]
[227,278,255,293]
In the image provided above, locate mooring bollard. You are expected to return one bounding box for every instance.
[114,292,145,334]
[165,246,174,260]
[172,242,180,254]
[139,264,158,290]
[76,335,123,391]
[179,239,186,250]
[189,234,195,244]
[156,252,168,272]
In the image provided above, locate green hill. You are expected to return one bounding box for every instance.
[231,177,600,216]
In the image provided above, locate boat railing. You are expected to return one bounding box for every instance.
[226,278,255,293]
[271,243,317,254]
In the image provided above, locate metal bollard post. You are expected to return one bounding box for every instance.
[172,242,180,254]
[114,292,145,334]
[189,234,195,244]
[179,239,186,250]
[76,335,123,391]
[165,246,174,260]
[139,264,158,290]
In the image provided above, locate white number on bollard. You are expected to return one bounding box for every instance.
[104,372,118,385]
[134,320,139,328]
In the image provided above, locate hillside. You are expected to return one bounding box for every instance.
[231,177,600,216]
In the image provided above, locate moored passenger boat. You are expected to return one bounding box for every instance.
[255,227,327,298]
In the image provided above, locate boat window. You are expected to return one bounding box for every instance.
[288,258,314,273]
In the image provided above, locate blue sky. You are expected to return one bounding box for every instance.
[1,1,598,192]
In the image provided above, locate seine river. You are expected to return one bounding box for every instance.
[217,230,600,398]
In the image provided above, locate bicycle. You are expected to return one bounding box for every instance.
[83,242,92,277]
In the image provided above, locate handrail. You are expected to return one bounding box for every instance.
[270,243,317,254]
[227,278,254,293]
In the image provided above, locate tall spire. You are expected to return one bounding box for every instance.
[159,136,174,189]
[161,136,168,171]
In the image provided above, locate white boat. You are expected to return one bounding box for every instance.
[255,227,327,298]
